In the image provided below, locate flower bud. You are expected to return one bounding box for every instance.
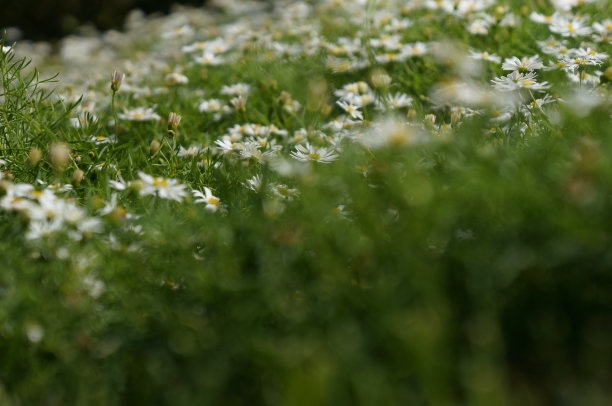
[168,112,181,129]
[370,68,391,89]
[602,67,612,84]
[28,147,43,166]
[73,169,85,184]
[110,70,124,92]
[230,96,247,112]
[49,142,71,173]
[150,139,161,154]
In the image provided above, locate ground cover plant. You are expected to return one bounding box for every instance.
[1,0,612,404]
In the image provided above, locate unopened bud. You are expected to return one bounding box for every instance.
[150,139,161,153]
[110,70,124,92]
[28,147,43,166]
[425,114,436,125]
[167,112,181,136]
[370,68,392,89]
[321,104,332,116]
[278,91,292,104]
[451,111,462,124]
[407,109,417,120]
[49,142,71,173]
[110,207,128,223]
[73,169,85,184]
[520,5,529,16]
[306,76,328,112]
[90,195,105,210]
[602,67,612,83]
[230,96,247,112]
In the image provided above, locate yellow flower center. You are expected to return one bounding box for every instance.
[153,179,168,187]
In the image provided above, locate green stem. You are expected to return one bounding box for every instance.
[111,90,118,131]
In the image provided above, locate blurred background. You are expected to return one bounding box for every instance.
[0,0,209,41]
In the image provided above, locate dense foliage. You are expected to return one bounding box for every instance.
[1,0,612,404]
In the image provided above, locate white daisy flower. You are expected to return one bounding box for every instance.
[118,107,161,122]
[336,100,364,120]
[550,16,592,37]
[290,143,339,163]
[502,55,544,72]
[194,52,225,66]
[491,71,551,92]
[138,172,188,202]
[177,145,204,158]
[165,72,189,85]
[220,83,251,96]
[193,187,221,212]
[469,50,502,64]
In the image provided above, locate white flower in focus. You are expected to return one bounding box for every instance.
[138,172,188,201]
[491,71,551,92]
[290,143,339,163]
[89,134,117,145]
[502,55,544,72]
[193,187,221,212]
[336,100,364,120]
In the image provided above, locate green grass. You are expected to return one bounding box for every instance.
[1,0,612,404]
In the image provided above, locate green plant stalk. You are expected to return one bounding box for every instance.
[111,89,118,131]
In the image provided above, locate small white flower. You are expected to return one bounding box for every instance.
[220,83,251,96]
[469,50,502,64]
[502,55,544,72]
[118,107,161,122]
[177,145,204,158]
[387,92,413,109]
[271,184,299,201]
[491,71,551,92]
[89,134,117,145]
[466,19,491,36]
[194,52,225,66]
[193,187,221,212]
[138,172,188,202]
[161,24,195,39]
[290,143,339,163]
[165,72,189,85]
[336,100,364,120]
[243,175,262,192]
[550,16,592,37]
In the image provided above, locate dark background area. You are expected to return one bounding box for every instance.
[1,0,209,41]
